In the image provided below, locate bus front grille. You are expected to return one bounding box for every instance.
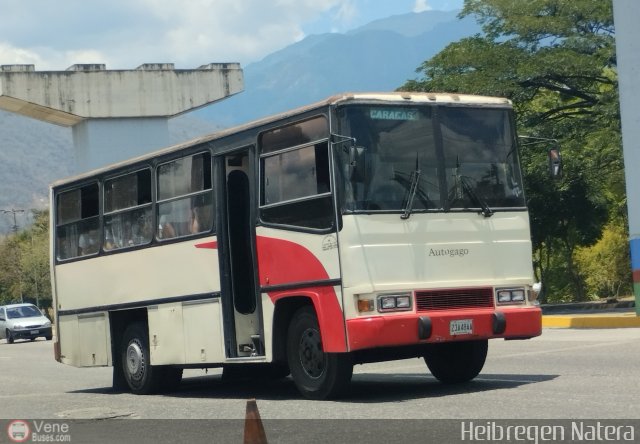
[415,288,494,311]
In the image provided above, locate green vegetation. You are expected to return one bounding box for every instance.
[0,210,52,309]
[0,1,630,305]
[401,0,629,302]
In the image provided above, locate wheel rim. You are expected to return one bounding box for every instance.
[125,339,146,382]
[298,327,325,379]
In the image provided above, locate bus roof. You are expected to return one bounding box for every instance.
[51,92,512,188]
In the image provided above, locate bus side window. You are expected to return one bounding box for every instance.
[157,152,214,240]
[260,140,333,230]
[259,116,332,230]
[103,169,153,251]
[55,183,100,260]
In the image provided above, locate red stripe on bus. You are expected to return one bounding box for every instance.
[256,236,347,352]
[256,236,329,285]
[195,241,218,249]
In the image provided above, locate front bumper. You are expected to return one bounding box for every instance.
[346,306,541,351]
[10,326,52,341]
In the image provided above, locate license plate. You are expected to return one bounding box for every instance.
[450,319,472,336]
[30,330,39,335]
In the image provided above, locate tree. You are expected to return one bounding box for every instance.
[401,0,624,301]
[20,210,52,308]
[0,235,23,305]
[0,210,52,308]
[575,221,632,299]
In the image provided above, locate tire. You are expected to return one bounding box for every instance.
[45,335,53,341]
[7,330,14,344]
[287,306,352,400]
[121,322,164,394]
[423,339,488,384]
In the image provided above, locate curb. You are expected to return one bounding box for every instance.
[542,313,640,329]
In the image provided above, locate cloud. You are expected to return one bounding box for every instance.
[0,43,42,66]
[0,43,107,71]
[413,0,433,13]
[333,0,358,25]
[0,0,353,70]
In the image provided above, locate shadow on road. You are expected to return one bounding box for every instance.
[69,372,558,403]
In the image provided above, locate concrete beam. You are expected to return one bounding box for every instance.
[0,63,243,126]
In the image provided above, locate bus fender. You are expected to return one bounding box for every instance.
[269,290,347,353]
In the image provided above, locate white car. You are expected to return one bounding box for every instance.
[0,303,53,344]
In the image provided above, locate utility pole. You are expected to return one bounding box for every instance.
[2,208,25,232]
[2,208,25,303]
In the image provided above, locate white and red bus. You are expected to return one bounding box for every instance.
[50,92,545,399]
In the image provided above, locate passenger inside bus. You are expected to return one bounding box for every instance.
[78,228,99,256]
[158,196,212,239]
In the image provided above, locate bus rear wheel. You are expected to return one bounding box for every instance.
[287,306,352,400]
[121,322,164,394]
[423,339,488,384]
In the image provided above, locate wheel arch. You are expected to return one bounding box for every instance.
[272,296,313,364]
[109,308,148,362]
[109,308,147,392]
[271,290,347,363]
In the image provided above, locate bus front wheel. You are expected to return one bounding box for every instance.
[121,322,164,394]
[286,306,353,400]
[423,339,488,384]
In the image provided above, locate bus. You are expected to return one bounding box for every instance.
[50,92,549,400]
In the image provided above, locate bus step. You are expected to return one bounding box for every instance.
[239,344,254,353]
[238,335,264,356]
[251,335,264,356]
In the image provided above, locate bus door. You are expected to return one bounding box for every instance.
[216,148,264,358]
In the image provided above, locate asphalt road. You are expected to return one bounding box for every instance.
[1,328,639,442]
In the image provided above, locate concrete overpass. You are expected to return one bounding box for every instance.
[0,63,243,172]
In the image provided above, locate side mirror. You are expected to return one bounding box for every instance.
[548,147,562,179]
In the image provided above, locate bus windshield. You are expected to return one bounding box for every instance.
[335,104,525,214]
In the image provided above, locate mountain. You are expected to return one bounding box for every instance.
[194,10,478,126]
[0,112,218,233]
[0,10,476,233]
[0,110,72,228]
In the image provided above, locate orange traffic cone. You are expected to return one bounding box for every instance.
[243,398,268,444]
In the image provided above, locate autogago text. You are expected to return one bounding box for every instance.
[429,248,469,258]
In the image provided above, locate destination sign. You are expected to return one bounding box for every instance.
[370,108,419,121]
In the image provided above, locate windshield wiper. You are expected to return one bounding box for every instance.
[401,154,421,220]
[460,176,494,218]
[450,156,493,218]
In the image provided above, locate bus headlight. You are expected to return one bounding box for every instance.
[496,288,526,305]
[377,293,412,312]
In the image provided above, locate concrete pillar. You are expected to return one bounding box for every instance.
[0,62,243,172]
[613,0,640,315]
[72,118,170,172]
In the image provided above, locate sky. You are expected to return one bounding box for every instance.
[0,0,463,71]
